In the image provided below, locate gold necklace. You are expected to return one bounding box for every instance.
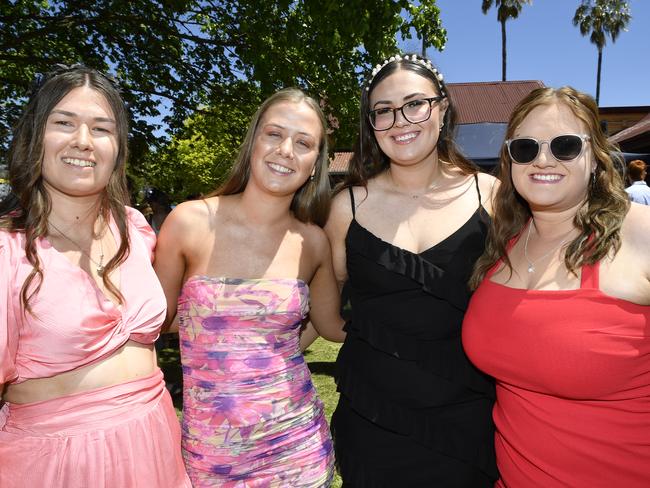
[523,222,574,274]
[48,219,106,276]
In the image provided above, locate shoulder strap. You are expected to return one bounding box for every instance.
[348,186,356,217]
[580,261,600,289]
[474,173,482,207]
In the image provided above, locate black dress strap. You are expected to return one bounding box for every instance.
[348,186,356,217]
[474,173,482,207]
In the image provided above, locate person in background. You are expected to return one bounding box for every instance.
[325,53,499,487]
[0,66,190,487]
[154,88,345,487]
[625,159,650,205]
[144,187,173,234]
[464,86,650,487]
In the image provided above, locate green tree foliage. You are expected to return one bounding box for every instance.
[481,0,532,81]
[573,0,631,105]
[1,1,446,196]
[140,83,262,202]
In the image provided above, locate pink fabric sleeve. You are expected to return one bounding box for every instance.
[125,207,157,262]
[0,236,18,385]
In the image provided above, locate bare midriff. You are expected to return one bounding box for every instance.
[3,340,157,404]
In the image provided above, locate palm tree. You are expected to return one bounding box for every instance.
[481,0,532,81]
[573,0,631,105]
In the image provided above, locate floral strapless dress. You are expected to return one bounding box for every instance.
[178,277,334,487]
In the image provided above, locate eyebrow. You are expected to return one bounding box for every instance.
[264,123,317,139]
[373,92,428,108]
[50,109,116,124]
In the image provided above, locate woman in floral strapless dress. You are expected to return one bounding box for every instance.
[155,89,345,487]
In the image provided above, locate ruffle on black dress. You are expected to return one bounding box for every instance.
[331,195,498,487]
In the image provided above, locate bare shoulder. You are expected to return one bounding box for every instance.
[476,172,499,215]
[622,203,650,249]
[160,197,220,244]
[296,220,330,256]
[325,187,357,239]
[329,188,353,222]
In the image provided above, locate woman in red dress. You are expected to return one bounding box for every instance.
[463,86,650,487]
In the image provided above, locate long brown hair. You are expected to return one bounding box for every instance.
[0,66,131,311]
[470,86,629,289]
[210,88,331,227]
[340,53,478,192]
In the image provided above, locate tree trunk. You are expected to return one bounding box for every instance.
[422,34,426,58]
[596,47,603,105]
[501,19,507,81]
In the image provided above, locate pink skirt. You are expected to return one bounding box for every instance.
[0,369,191,488]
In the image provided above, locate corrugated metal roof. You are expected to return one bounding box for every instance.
[447,80,545,124]
[329,151,353,173]
[327,80,545,173]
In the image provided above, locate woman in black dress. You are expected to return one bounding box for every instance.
[325,54,499,486]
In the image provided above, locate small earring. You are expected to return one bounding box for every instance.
[591,171,596,188]
[310,167,316,181]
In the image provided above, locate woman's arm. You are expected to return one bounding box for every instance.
[299,321,320,352]
[324,189,354,290]
[306,227,346,342]
[153,201,199,333]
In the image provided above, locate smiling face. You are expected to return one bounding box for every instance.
[369,68,447,168]
[248,100,322,197]
[41,85,118,199]
[510,101,596,213]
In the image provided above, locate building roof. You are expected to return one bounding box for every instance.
[327,80,545,174]
[447,80,545,124]
[329,151,353,174]
[609,112,650,144]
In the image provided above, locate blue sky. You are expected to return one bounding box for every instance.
[400,0,649,108]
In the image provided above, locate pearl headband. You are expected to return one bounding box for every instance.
[365,54,446,96]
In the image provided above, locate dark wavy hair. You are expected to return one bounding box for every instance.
[470,86,630,289]
[210,88,331,227]
[0,66,131,311]
[339,53,477,192]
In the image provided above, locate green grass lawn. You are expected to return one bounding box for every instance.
[304,338,343,487]
[158,337,343,487]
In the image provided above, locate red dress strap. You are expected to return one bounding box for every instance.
[580,261,600,289]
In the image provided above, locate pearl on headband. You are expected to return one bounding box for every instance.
[365,54,446,96]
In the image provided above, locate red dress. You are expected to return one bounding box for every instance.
[463,261,650,487]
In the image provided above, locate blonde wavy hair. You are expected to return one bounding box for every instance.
[470,86,629,289]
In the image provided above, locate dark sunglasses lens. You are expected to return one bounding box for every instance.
[509,138,539,164]
[550,135,583,160]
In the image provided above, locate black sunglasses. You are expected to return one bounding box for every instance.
[505,134,591,165]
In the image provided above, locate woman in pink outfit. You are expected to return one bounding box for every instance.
[155,88,345,487]
[0,66,190,487]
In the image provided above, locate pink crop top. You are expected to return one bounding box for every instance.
[0,207,166,385]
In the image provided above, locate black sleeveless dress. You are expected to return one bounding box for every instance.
[331,176,498,487]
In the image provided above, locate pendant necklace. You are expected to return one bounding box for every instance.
[523,221,574,274]
[48,218,106,276]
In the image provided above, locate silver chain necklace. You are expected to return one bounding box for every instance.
[48,219,106,276]
[523,221,573,274]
